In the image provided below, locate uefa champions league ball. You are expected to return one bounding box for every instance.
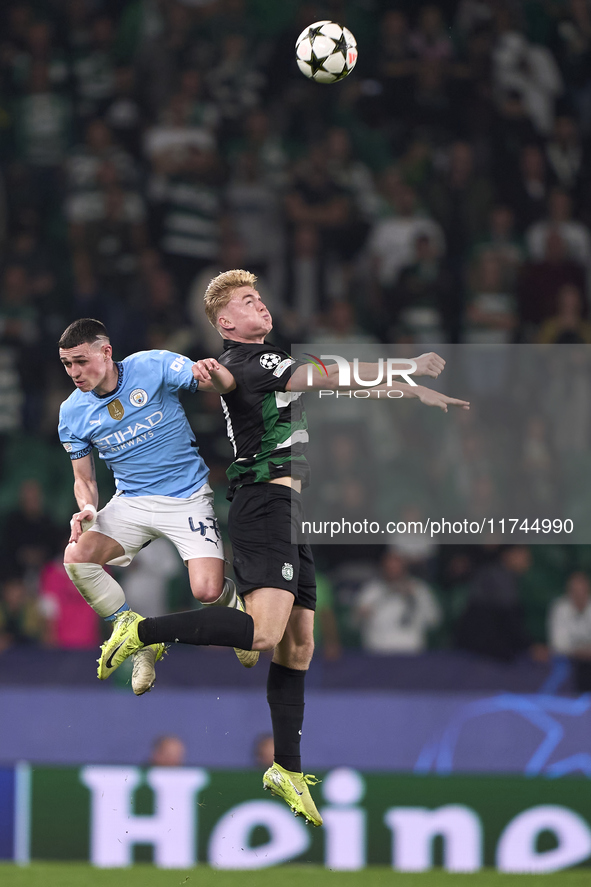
[295,21,358,84]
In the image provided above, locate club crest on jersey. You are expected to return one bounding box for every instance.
[108,399,125,421]
[282,562,294,581]
[260,353,281,370]
[129,388,148,407]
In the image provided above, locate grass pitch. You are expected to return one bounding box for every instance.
[1,865,590,887]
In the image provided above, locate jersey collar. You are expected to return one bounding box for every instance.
[91,361,124,399]
[222,339,273,351]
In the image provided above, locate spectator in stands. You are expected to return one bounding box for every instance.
[545,115,587,196]
[310,300,378,345]
[368,180,445,316]
[373,9,414,125]
[77,181,147,300]
[8,19,68,94]
[119,538,181,619]
[455,546,547,662]
[507,144,549,234]
[472,205,524,289]
[0,575,45,652]
[0,264,42,430]
[206,33,265,132]
[149,139,224,299]
[355,550,441,654]
[520,414,561,517]
[71,14,117,120]
[548,570,591,691]
[149,735,187,767]
[463,251,517,344]
[492,12,563,136]
[12,62,71,214]
[395,232,452,342]
[1,478,61,580]
[103,67,145,159]
[537,283,591,344]
[324,127,379,225]
[253,733,274,769]
[141,268,192,353]
[39,547,100,649]
[177,69,220,135]
[390,504,439,582]
[4,228,56,305]
[285,145,352,304]
[427,141,492,299]
[0,264,39,348]
[66,119,136,198]
[409,5,454,65]
[225,151,283,279]
[227,110,288,191]
[551,2,591,133]
[517,228,586,330]
[282,225,324,334]
[526,188,591,270]
[314,572,342,662]
[408,59,456,146]
[143,93,217,173]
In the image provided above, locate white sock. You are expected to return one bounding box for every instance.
[202,577,237,609]
[64,562,126,619]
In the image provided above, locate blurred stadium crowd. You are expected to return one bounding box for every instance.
[1,0,591,674]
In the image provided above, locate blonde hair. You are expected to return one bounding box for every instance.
[203,269,257,329]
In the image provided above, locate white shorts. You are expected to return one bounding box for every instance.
[88,484,224,567]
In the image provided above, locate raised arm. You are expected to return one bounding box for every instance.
[288,351,446,392]
[287,353,468,412]
[69,453,99,543]
[192,358,237,394]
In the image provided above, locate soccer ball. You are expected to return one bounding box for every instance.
[295,21,358,84]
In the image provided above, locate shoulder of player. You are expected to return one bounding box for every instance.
[121,349,166,367]
[222,342,289,384]
[122,349,192,375]
[59,387,87,415]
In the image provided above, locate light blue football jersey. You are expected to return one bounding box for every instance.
[58,350,209,498]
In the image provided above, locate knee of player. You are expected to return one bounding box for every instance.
[190,581,221,604]
[252,626,283,652]
[64,542,87,565]
[291,638,315,667]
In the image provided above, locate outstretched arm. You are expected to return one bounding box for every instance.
[192,358,237,394]
[288,351,446,391]
[412,352,446,378]
[287,354,468,411]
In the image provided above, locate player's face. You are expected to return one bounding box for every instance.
[219,287,273,341]
[59,342,112,393]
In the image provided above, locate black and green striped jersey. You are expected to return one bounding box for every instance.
[218,339,310,498]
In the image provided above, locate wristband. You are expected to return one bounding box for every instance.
[78,504,98,532]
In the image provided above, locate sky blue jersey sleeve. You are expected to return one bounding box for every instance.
[158,351,199,394]
[58,403,92,461]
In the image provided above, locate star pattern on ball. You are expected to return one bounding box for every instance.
[295,21,357,83]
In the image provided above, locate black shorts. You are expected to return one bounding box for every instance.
[228,483,316,611]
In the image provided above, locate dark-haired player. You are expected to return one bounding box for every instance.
[58,318,255,696]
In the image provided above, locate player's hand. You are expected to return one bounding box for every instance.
[417,386,470,413]
[69,505,97,544]
[192,358,222,383]
[412,352,446,378]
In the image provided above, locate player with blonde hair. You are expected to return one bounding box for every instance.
[99,271,468,824]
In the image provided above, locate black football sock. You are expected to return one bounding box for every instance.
[267,661,306,773]
[138,607,254,650]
